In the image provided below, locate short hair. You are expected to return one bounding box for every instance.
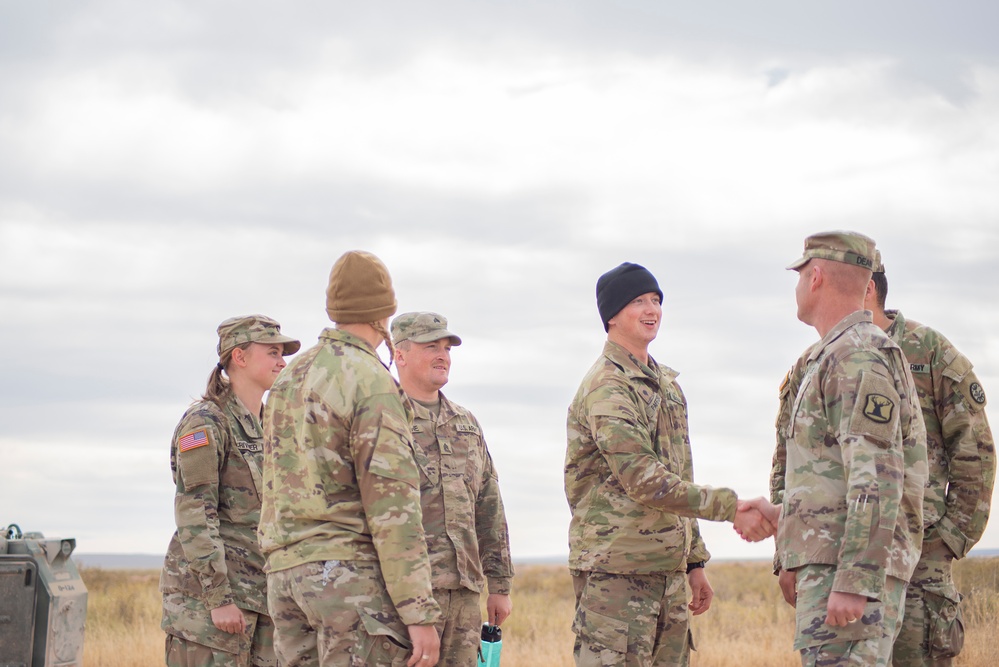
[817,259,870,299]
[872,271,888,309]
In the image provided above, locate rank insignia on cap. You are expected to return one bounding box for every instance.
[179,429,209,452]
[863,394,894,424]
[970,382,986,405]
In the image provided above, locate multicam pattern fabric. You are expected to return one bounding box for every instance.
[161,392,271,638]
[882,310,995,559]
[882,310,992,666]
[430,588,482,666]
[773,310,994,665]
[163,606,275,666]
[565,340,738,576]
[794,565,906,667]
[408,393,514,595]
[776,311,927,597]
[892,535,965,666]
[267,560,414,666]
[570,569,691,667]
[258,328,440,628]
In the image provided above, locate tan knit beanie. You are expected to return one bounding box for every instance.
[325,250,398,323]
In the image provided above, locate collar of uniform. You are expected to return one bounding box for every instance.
[808,309,873,362]
[883,309,906,344]
[227,393,263,437]
[319,327,386,366]
[601,340,678,386]
[407,390,458,424]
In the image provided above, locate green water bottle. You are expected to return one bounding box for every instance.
[476,623,502,667]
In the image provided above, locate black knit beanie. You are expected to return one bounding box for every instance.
[596,262,663,332]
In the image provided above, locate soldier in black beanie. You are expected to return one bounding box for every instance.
[596,262,664,332]
[564,260,775,667]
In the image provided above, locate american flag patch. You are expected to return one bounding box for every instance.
[179,429,209,453]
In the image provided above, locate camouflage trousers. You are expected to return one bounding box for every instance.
[570,569,691,667]
[431,587,481,667]
[266,559,414,667]
[793,565,906,667]
[892,535,964,667]
[162,593,275,667]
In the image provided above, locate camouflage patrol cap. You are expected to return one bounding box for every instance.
[217,314,301,359]
[391,312,462,346]
[786,230,877,271]
[873,249,885,274]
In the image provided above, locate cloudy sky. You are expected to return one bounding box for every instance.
[2,2,997,565]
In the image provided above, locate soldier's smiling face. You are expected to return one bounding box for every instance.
[236,342,287,392]
[608,292,662,347]
[398,338,452,393]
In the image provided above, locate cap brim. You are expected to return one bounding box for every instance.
[785,256,809,271]
[404,331,462,346]
[254,334,301,355]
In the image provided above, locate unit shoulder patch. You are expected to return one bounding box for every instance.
[849,371,900,445]
[970,382,986,405]
[863,394,894,424]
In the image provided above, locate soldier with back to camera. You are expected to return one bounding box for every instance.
[259,251,441,667]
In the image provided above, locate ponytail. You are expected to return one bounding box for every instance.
[202,343,251,406]
[370,320,395,367]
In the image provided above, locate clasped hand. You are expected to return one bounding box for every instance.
[732,497,780,542]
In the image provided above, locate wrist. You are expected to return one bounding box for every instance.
[686,561,705,574]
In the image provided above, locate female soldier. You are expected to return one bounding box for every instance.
[160,315,299,667]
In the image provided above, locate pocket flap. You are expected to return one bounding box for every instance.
[571,605,628,653]
[357,610,412,650]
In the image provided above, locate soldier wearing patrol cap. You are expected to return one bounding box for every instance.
[762,231,928,667]
[770,251,995,666]
[564,262,778,667]
[161,314,300,667]
[391,311,515,667]
[259,251,442,667]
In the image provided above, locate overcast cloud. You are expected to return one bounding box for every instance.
[1,2,997,562]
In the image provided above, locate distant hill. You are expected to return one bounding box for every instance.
[75,553,164,570]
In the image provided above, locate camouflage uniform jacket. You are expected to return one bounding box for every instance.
[160,393,268,613]
[884,310,995,559]
[565,340,738,575]
[777,311,928,597]
[408,392,514,595]
[258,328,440,627]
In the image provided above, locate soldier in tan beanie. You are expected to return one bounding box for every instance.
[261,251,442,667]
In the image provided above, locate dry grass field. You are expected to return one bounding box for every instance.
[80,558,999,666]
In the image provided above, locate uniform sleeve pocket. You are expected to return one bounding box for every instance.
[177,426,220,491]
[571,604,629,656]
[367,409,419,486]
